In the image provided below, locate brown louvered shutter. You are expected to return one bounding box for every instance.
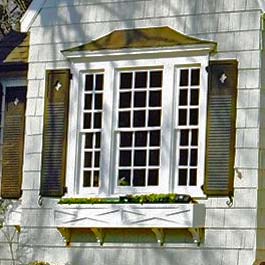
[1,86,26,199]
[204,60,238,196]
[40,69,70,197]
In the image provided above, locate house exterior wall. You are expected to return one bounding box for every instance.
[3,0,264,264]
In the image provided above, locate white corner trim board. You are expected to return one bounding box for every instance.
[20,0,47,32]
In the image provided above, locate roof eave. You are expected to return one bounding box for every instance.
[62,43,217,61]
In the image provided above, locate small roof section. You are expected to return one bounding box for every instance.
[64,26,216,53]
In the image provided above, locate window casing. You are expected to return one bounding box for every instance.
[66,52,209,198]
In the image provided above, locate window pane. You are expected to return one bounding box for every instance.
[94,94,102,109]
[149,150,159,166]
[119,92,131,108]
[95,132,101,148]
[180,69,188,86]
[84,152,92,167]
[134,91,146,107]
[118,170,131,186]
[135,72,147,88]
[120,132,132,147]
[191,129,198,146]
[191,69,200,86]
[178,109,187,126]
[148,110,161,126]
[179,90,187,106]
[190,149,198,166]
[133,110,145,127]
[180,129,189,146]
[178,169,187,185]
[85,75,93,91]
[94,151,100,167]
[119,150,131,166]
[190,109,198,125]
[83,113,91,129]
[150,130,160,146]
[93,113,102,128]
[190,89,199,105]
[189,169,197,186]
[149,91,161,107]
[133,170,145,186]
[179,149,188,165]
[84,94,92,109]
[120,73,132,89]
[85,133,93,148]
[93,171,100,187]
[148,169,159,185]
[150,71,162,87]
[95,74,103,90]
[83,171,91,187]
[119,111,130,127]
[134,150,146,166]
[135,131,147,147]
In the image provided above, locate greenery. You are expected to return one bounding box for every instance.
[59,194,193,204]
[28,262,50,265]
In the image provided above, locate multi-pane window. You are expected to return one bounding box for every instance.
[175,68,200,187]
[116,70,162,188]
[81,73,103,188]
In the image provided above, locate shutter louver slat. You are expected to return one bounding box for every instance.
[1,86,26,199]
[40,69,70,197]
[204,60,237,196]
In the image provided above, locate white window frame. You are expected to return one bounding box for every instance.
[65,46,210,198]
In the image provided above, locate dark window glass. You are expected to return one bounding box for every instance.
[84,94,92,109]
[135,72,147,88]
[148,110,161,126]
[85,75,93,91]
[94,151,100,167]
[84,152,92,167]
[83,113,91,129]
[120,73,132,89]
[179,149,188,165]
[150,130,160,146]
[95,74,104,90]
[134,150,146,166]
[118,170,131,186]
[119,111,130,127]
[191,69,200,86]
[150,71,162,87]
[85,133,93,148]
[190,89,199,105]
[149,150,159,166]
[149,91,161,107]
[134,91,146,107]
[148,169,159,185]
[120,132,132,147]
[191,129,198,146]
[93,113,102,128]
[178,109,187,126]
[133,170,145,186]
[190,109,198,125]
[119,92,131,108]
[190,149,198,166]
[133,110,145,127]
[180,129,189,146]
[180,69,188,86]
[179,89,188,106]
[119,150,131,166]
[189,169,197,186]
[135,131,147,147]
[93,171,99,187]
[94,94,102,110]
[178,169,187,185]
[83,171,91,187]
[95,132,101,148]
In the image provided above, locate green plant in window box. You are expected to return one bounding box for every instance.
[59,194,194,204]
